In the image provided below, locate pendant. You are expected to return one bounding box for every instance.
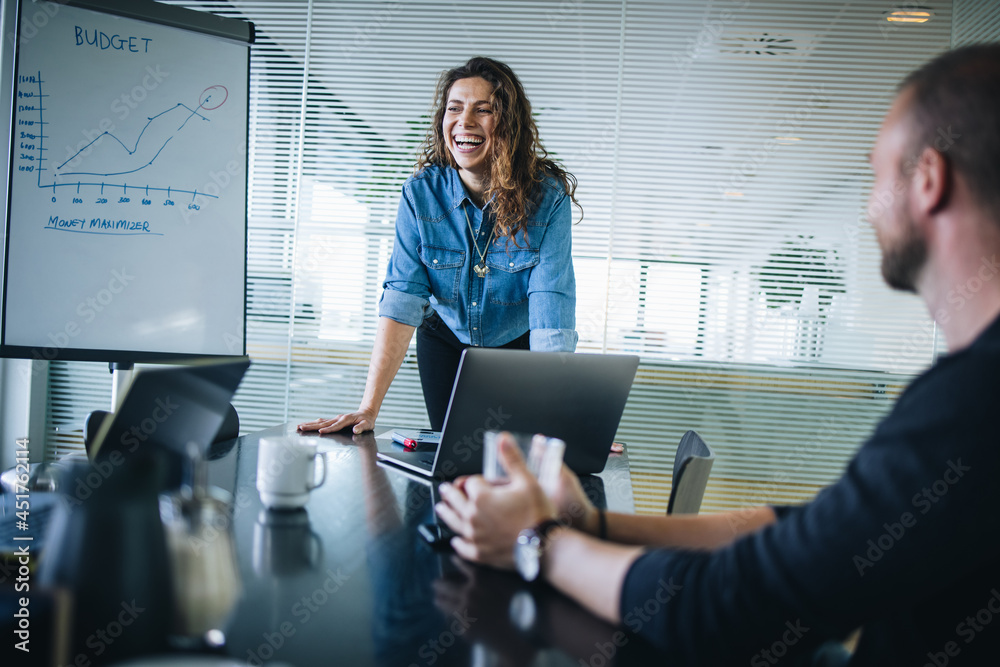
[474,263,489,278]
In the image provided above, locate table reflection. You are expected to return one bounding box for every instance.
[214,424,642,666]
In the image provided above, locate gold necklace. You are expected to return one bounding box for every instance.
[464,202,495,278]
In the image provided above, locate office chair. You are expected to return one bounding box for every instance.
[666,430,715,515]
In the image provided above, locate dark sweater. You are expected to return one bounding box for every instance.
[621,314,1000,665]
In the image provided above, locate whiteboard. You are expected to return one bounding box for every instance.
[1,0,249,361]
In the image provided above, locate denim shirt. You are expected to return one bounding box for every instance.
[379,164,578,351]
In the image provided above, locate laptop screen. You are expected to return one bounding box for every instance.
[377,349,638,479]
[435,349,638,476]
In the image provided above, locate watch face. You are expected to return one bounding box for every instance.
[516,535,541,581]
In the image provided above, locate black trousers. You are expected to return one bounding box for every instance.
[416,312,529,430]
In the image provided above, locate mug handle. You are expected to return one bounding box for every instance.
[308,531,324,565]
[309,452,327,491]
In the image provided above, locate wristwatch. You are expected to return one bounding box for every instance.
[515,519,562,582]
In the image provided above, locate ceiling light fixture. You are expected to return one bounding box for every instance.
[885,9,932,23]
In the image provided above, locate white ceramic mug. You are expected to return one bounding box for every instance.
[252,509,323,577]
[256,437,327,509]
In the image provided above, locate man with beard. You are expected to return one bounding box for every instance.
[435,44,1000,665]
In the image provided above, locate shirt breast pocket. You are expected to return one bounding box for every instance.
[486,248,539,305]
[419,244,465,303]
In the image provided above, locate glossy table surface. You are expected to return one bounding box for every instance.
[202,422,657,667]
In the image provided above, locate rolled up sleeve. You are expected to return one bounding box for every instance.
[378,187,434,327]
[527,190,578,352]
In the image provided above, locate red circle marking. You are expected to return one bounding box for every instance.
[200,85,228,110]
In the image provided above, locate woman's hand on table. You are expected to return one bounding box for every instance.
[297,409,376,435]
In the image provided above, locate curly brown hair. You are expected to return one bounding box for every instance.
[415,56,580,244]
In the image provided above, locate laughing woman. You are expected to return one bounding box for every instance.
[299,56,580,434]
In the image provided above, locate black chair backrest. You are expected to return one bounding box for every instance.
[667,430,715,515]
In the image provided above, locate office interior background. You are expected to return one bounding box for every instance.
[1,0,998,514]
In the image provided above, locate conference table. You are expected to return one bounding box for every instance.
[200,422,660,666]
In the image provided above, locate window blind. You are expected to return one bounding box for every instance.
[41,0,998,514]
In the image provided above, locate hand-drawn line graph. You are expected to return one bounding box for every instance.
[24,71,227,202]
[56,103,208,177]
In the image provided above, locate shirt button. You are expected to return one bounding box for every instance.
[473,327,478,331]
[432,259,438,264]
[472,301,477,306]
[509,262,514,267]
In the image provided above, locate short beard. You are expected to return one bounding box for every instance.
[881,225,927,293]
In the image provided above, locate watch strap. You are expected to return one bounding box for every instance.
[532,518,562,540]
[516,518,563,582]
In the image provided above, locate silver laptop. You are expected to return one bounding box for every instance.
[375,348,639,481]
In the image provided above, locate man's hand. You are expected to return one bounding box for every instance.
[549,465,600,536]
[436,433,557,568]
[297,408,376,435]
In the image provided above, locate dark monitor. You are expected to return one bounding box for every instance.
[89,356,250,463]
